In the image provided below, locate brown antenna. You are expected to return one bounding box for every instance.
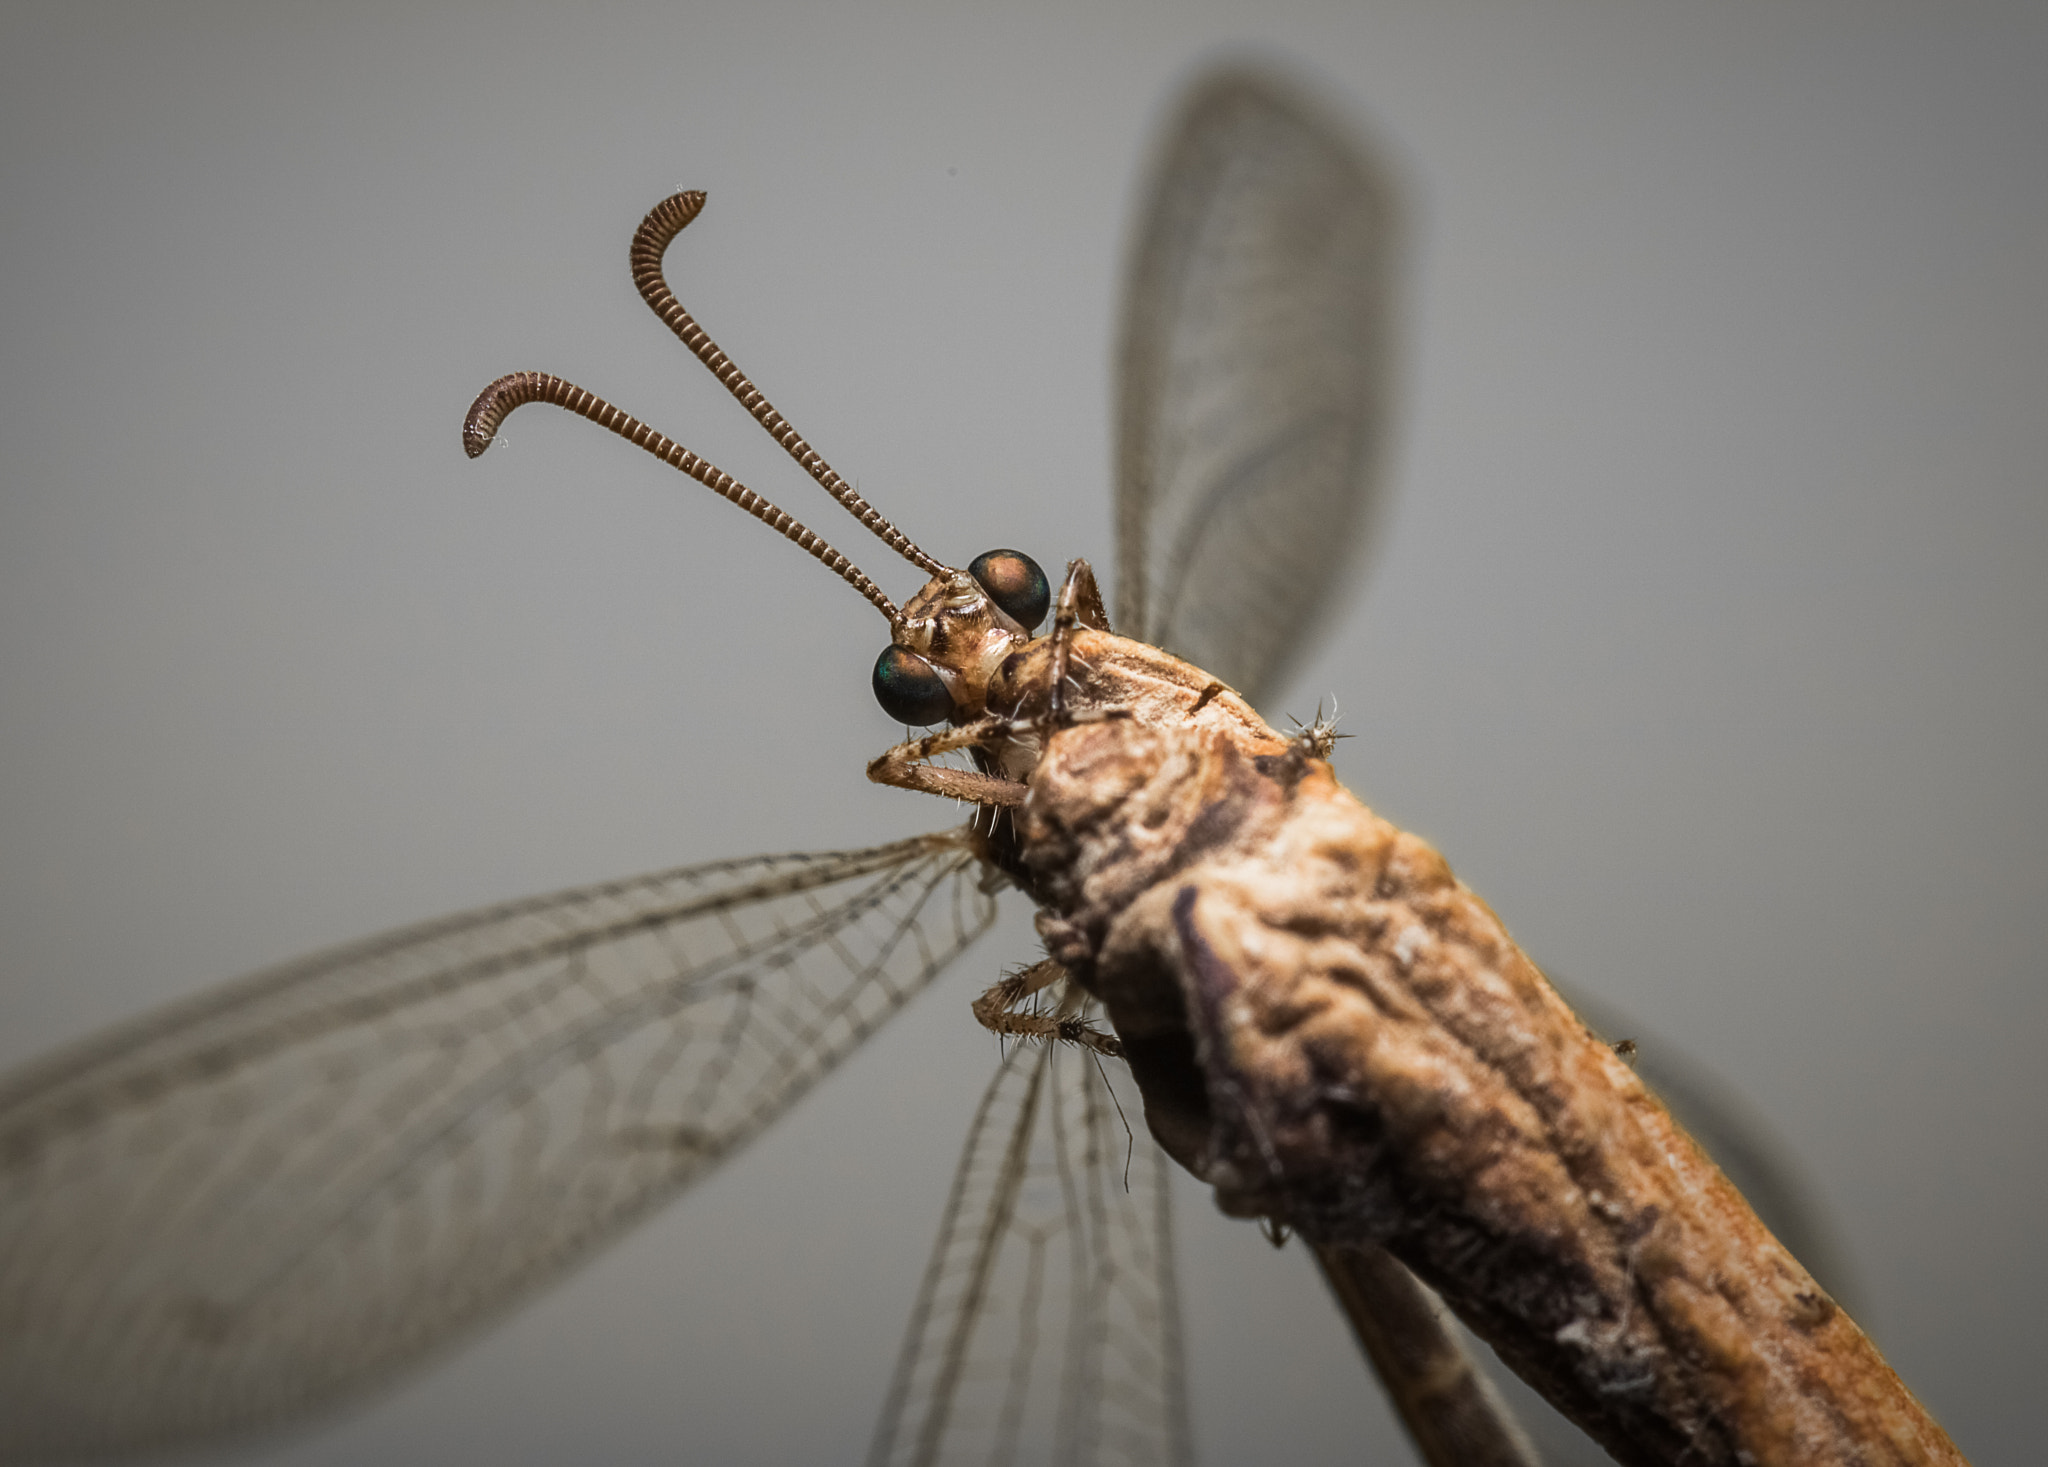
[463,373,901,620]
[630,192,943,579]
[463,189,947,621]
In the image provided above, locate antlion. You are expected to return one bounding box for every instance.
[0,72,1964,1467]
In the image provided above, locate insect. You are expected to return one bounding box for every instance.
[0,68,1870,1467]
[0,69,1383,1467]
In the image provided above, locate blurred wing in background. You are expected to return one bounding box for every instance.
[0,832,995,1463]
[1116,67,1400,711]
[1115,66,1853,1467]
[866,980,1190,1467]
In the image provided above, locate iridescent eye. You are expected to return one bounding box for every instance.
[872,644,953,726]
[968,549,1051,631]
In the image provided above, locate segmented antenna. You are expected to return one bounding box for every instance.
[463,372,900,619]
[630,192,943,578]
[464,188,947,621]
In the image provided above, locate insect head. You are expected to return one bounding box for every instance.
[873,549,1050,726]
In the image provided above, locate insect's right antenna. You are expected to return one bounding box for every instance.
[630,191,945,579]
[464,372,902,620]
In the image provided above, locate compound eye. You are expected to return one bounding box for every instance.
[968,549,1052,631]
[872,644,954,726]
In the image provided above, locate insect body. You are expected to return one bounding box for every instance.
[869,546,1962,1464]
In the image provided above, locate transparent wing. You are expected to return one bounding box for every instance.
[1116,67,1400,710]
[868,985,1189,1467]
[0,830,997,1463]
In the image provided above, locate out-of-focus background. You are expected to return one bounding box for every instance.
[1,4,2040,1463]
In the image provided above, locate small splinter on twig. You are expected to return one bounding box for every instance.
[1288,700,1350,762]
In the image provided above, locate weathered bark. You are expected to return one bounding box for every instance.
[1023,707,1964,1467]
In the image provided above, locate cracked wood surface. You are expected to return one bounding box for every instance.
[1020,693,1964,1467]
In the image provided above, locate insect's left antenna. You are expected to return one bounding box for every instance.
[463,372,902,620]
[629,191,945,580]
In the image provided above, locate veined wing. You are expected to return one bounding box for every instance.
[0,830,997,1463]
[1116,67,1400,710]
[1120,69,1854,1467]
[867,983,1190,1467]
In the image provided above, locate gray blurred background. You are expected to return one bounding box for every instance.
[1,3,2041,1463]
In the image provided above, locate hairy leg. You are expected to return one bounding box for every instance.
[865,715,1029,806]
[970,958,1121,1056]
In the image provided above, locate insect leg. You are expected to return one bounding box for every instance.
[866,716,1029,806]
[1044,560,1110,724]
[971,959,1120,1057]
